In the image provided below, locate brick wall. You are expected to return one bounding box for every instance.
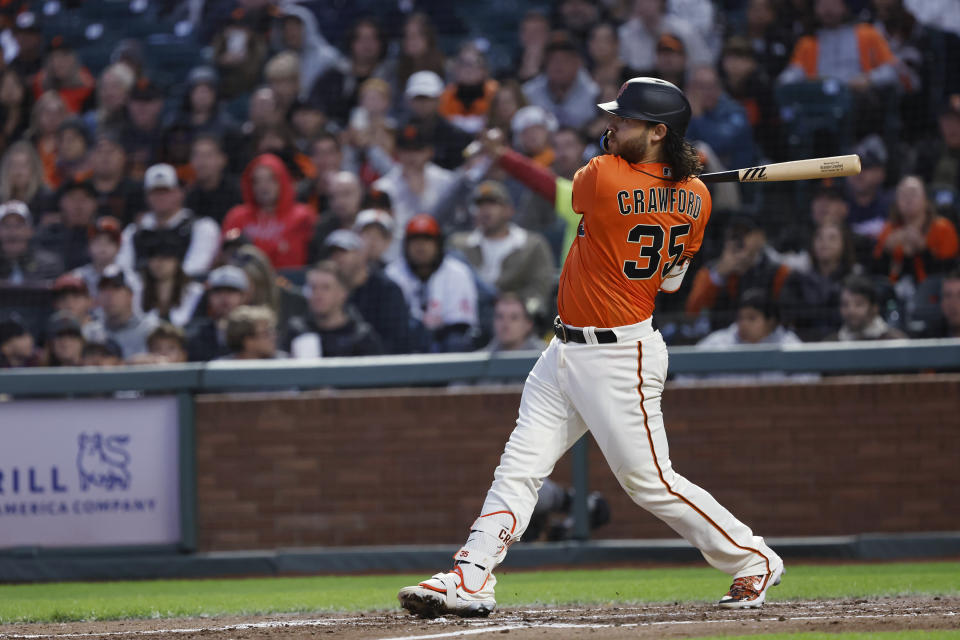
[194,375,960,551]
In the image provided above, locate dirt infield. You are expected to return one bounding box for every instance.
[0,596,957,639]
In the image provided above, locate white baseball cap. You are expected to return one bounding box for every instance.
[353,209,395,235]
[511,105,558,135]
[144,163,179,190]
[405,71,445,100]
[0,200,31,225]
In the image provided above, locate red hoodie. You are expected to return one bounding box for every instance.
[222,154,317,268]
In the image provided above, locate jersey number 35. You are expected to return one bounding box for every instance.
[622,223,690,280]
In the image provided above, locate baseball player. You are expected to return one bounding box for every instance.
[398,78,784,617]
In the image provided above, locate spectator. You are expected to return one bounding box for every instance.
[0,69,34,156]
[0,140,54,216]
[308,18,390,126]
[184,134,243,225]
[587,21,633,88]
[911,95,960,193]
[83,63,135,138]
[298,133,343,213]
[482,292,543,352]
[28,90,68,187]
[309,172,365,262]
[826,274,908,340]
[741,0,794,79]
[511,106,558,168]
[31,37,95,114]
[354,208,395,271]
[641,33,688,90]
[89,129,146,225]
[9,12,45,81]
[44,311,85,366]
[117,164,220,277]
[846,134,893,238]
[372,121,456,261]
[73,215,142,303]
[285,260,383,358]
[404,71,473,171]
[165,66,241,156]
[289,97,331,151]
[223,305,285,360]
[438,43,499,135]
[515,11,551,84]
[0,200,63,283]
[872,175,960,283]
[272,4,345,101]
[686,212,793,331]
[618,0,712,72]
[552,126,588,181]
[50,273,96,333]
[52,117,90,187]
[927,268,960,338]
[486,81,528,133]
[522,33,600,129]
[343,78,397,180]
[222,153,316,268]
[123,79,166,180]
[138,232,205,327]
[0,313,38,368]
[81,337,123,366]
[229,243,308,327]
[324,229,414,354]
[185,265,250,362]
[240,86,284,144]
[211,10,269,100]
[719,36,782,162]
[698,289,802,347]
[554,0,603,47]
[35,177,98,270]
[450,181,555,310]
[392,12,446,111]
[386,214,478,352]
[263,51,301,115]
[778,0,900,137]
[132,322,188,364]
[685,65,757,172]
[84,265,160,359]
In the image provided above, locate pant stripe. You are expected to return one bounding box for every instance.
[636,341,773,587]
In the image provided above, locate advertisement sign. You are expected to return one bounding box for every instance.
[0,397,181,548]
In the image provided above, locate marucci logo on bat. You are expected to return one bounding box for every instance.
[741,166,768,181]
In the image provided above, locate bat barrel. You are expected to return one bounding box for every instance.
[699,155,862,184]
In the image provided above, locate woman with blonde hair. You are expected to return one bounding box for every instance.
[873,175,959,283]
[86,63,136,136]
[230,243,308,328]
[0,140,54,215]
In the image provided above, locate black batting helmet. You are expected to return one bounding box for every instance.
[598,77,692,137]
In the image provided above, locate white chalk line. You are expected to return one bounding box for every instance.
[0,610,954,639]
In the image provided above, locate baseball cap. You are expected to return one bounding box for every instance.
[511,105,558,136]
[83,338,123,360]
[46,311,83,338]
[14,11,41,32]
[0,313,28,345]
[95,128,125,151]
[657,33,685,54]
[52,273,89,296]
[144,163,179,190]
[854,135,887,169]
[405,71,445,100]
[354,209,395,235]
[812,182,845,201]
[141,230,184,258]
[207,265,249,292]
[724,210,762,238]
[89,216,123,244]
[0,200,31,225]
[47,34,74,53]
[187,65,218,89]
[364,188,392,212]
[544,32,579,57]
[472,180,511,206]
[98,264,131,290]
[58,177,97,202]
[405,213,441,238]
[723,35,754,58]
[324,229,365,252]
[57,117,91,144]
[395,121,435,150]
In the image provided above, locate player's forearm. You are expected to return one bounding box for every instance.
[498,149,557,202]
[684,267,721,315]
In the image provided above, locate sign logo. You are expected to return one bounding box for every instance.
[742,166,767,181]
[77,433,131,491]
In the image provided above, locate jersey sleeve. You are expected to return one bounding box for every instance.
[571,157,601,216]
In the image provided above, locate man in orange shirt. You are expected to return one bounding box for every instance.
[399,78,784,618]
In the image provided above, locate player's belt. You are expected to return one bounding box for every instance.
[553,317,618,344]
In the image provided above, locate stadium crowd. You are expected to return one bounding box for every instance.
[1,0,959,369]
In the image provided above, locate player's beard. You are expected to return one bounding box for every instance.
[617,135,649,164]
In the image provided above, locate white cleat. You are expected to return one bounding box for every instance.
[398,568,497,618]
[718,563,785,609]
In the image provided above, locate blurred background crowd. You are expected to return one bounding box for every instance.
[1,0,959,369]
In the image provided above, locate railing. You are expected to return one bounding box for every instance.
[1,338,958,553]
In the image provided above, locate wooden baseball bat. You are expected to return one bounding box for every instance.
[698,155,862,183]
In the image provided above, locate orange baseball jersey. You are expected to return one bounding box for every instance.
[557,154,712,328]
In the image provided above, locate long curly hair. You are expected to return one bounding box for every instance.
[662,129,703,183]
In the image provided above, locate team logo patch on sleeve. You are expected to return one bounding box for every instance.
[663,167,672,177]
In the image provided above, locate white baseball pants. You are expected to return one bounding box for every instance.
[477,317,781,579]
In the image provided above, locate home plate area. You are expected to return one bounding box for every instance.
[0,597,956,640]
